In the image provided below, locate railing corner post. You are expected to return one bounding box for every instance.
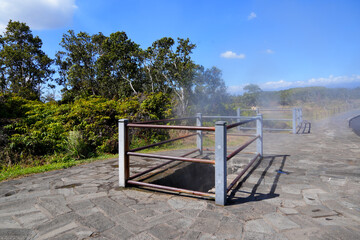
[256,114,263,157]
[215,121,227,205]
[119,119,129,187]
[196,113,203,155]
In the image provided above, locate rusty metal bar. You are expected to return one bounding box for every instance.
[127,180,215,198]
[127,123,215,131]
[227,135,259,161]
[134,117,195,124]
[128,149,199,180]
[129,133,197,152]
[227,153,261,193]
[227,118,256,130]
[127,152,215,164]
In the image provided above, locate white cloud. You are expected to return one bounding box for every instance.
[228,75,360,94]
[265,49,274,54]
[0,0,77,33]
[220,51,245,59]
[248,12,257,20]
[260,75,360,90]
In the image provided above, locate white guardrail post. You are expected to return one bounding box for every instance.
[196,113,203,155]
[215,121,227,205]
[256,114,263,157]
[119,119,129,187]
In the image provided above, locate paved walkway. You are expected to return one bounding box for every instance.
[1,110,360,240]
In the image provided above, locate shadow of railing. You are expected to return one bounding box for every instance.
[227,154,289,205]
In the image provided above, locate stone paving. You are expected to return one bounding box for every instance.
[1,110,360,240]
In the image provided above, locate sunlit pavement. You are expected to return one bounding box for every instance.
[1,110,360,240]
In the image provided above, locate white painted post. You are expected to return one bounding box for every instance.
[299,108,303,123]
[256,107,260,115]
[237,108,241,131]
[119,119,129,187]
[196,113,203,155]
[256,114,263,157]
[215,121,227,205]
[292,108,297,134]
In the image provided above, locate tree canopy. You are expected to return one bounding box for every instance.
[0,20,53,100]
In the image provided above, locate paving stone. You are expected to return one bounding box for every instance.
[37,221,78,240]
[37,195,72,217]
[14,210,49,228]
[283,228,322,240]
[245,219,276,234]
[35,212,81,237]
[181,230,201,239]
[278,207,298,215]
[114,212,150,234]
[0,198,38,217]
[167,197,207,210]
[148,223,181,239]
[79,212,115,232]
[167,216,194,230]
[128,231,157,240]
[65,192,107,202]
[296,205,338,218]
[302,192,322,205]
[263,212,300,231]
[0,228,33,240]
[214,217,243,239]
[102,225,133,239]
[91,196,131,216]
[0,216,21,228]
[190,217,220,234]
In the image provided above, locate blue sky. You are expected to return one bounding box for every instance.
[1,0,360,94]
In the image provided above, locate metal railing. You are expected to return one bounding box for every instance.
[234,107,303,134]
[118,114,263,205]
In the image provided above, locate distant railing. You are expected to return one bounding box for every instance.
[233,107,303,134]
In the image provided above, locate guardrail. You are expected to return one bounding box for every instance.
[118,114,263,205]
[234,107,303,134]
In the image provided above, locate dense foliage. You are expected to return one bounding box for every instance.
[0,92,171,168]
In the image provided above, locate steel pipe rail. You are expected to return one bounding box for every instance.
[127,180,215,198]
[127,123,215,131]
[128,149,199,180]
[129,133,197,152]
[202,115,253,120]
[127,152,215,164]
[134,117,196,124]
[226,135,259,161]
[226,118,256,130]
[227,153,261,192]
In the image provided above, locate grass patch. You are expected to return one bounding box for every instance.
[0,153,117,182]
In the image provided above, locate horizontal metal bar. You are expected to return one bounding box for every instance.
[225,133,257,137]
[263,119,292,121]
[227,153,261,193]
[202,116,253,120]
[259,109,292,112]
[227,135,259,161]
[127,180,215,198]
[127,152,215,164]
[134,117,196,124]
[127,123,215,131]
[263,128,292,131]
[129,133,197,152]
[227,118,257,129]
[128,149,199,180]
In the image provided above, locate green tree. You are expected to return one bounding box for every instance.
[193,66,230,114]
[55,30,99,100]
[242,84,262,107]
[0,20,53,100]
[96,31,141,98]
[142,37,197,115]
